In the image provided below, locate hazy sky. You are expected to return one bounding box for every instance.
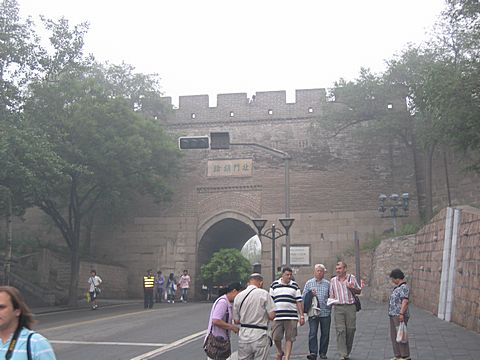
[18,0,446,106]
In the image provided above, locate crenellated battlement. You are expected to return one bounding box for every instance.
[161,88,327,124]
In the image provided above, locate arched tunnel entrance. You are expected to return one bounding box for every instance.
[197,217,257,299]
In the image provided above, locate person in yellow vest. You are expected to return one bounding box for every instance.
[143,269,155,309]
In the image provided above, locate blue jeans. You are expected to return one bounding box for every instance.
[308,315,331,356]
[181,288,188,302]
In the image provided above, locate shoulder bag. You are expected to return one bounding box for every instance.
[348,275,361,312]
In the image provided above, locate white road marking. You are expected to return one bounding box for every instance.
[129,330,207,360]
[41,309,157,332]
[50,340,166,347]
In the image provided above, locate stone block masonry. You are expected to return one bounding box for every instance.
[412,206,480,333]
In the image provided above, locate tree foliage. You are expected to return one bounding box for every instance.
[200,249,251,287]
[316,0,479,220]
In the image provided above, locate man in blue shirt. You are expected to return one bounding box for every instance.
[0,286,56,359]
[303,264,331,360]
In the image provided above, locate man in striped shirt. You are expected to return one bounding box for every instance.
[329,261,361,360]
[269,267,304,360]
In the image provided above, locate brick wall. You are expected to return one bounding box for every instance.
[36,249,128,299]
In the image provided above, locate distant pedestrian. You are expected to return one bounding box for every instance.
[270,266,305,360]
[303,264,331,360]
[178,269,191,303]
[166,273,177,303]
[233,273,276,360]
[155,271,165,303]
[143,269,155,309]
[88,269,102,310]
[204,282,242,360]
[388,269,411,360]
[329,261,361,360]
[0,286,57,359]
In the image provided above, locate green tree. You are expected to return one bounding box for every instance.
[200,249,251,287]
[22,63,179,305]
[427,0,480,170]
[0,0,41,116]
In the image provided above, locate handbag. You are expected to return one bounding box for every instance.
[348,275,361,312]
[204,297,231,359]
[203,332,231,360]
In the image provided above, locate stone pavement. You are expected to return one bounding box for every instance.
[270,299,480,360]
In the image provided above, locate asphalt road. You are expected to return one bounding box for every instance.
[34,301,214,360]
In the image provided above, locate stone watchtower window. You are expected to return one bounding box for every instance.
[191,113,196,119]
[268,109,273,115]
[230,111,234,117]
[308,107,314,113]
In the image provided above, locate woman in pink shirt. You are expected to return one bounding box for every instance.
[204,282,242,359]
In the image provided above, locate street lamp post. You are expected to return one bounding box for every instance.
[378,193,409,233]
[252,218,294,283]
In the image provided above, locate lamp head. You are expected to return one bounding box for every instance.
[402,193,409,211]
[279,218,295,232]
[252,219,267,234]
[390,193,399,202]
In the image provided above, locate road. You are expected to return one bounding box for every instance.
[35,302,213,360]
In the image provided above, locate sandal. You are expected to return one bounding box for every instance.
[276,352,284,360]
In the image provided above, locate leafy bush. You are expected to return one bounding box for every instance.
[200,248,251,287]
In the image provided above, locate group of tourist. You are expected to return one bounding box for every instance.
[205,261,411,360]
[143,269,191,308]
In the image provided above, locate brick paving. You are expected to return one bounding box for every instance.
[269,299,480,360]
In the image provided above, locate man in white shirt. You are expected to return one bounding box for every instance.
[233,273,275,360]
[87,269,102,310]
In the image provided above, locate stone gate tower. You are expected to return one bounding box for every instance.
[94,88,416,298]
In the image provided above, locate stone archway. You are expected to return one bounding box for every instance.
[196,212,257,298]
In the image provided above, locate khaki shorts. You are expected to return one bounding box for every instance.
[272,319,298,342]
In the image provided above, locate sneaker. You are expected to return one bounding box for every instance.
[306,354,316,360]
[319,355,328,359]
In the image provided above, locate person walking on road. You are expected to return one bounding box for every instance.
[178,269,191,303]
[303,264,331,360]
[166,273,177,303]
[155,271,165,303]
[0,286,57,359]
[88,269,102,310]
[143,269,155,309]
[233,273,276,360]
[204,282,242,360]
[329,261,361,360]
[388,269,411,360]
[270,267,305,360]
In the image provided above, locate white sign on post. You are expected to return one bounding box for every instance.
[281,245,310,266]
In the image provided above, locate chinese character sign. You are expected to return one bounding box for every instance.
[207,159,253,177]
